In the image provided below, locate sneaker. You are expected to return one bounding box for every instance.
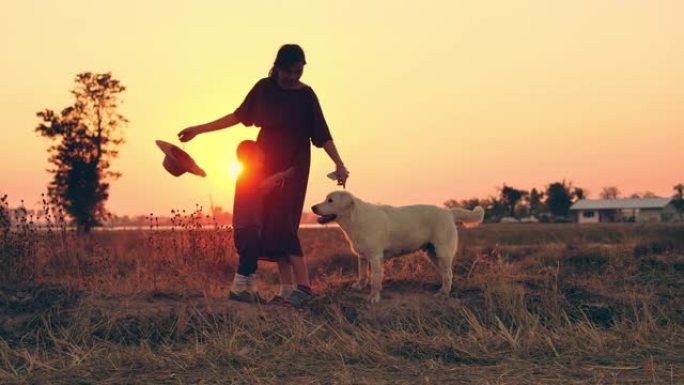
[285,288,314,308]
[228,290,267,304]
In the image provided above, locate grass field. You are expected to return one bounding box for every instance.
[1,221,683,384]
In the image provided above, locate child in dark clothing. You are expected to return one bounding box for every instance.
[229,140,294,303]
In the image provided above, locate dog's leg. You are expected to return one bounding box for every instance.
[351,256,369,290]
[368,255,384,303]
[433,245,455,297]
[435,257,453,297]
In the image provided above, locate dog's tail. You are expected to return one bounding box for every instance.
[450,206,485,228]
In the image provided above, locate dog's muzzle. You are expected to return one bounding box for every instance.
[312,204,337,224]
[316,214,337,224]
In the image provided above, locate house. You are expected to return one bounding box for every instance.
[570,198,678,223]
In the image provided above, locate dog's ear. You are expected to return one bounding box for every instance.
[341,192,355,210]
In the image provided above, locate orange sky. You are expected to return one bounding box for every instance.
[1,1,683,217]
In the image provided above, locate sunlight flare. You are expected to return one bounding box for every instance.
[229,160,243,179]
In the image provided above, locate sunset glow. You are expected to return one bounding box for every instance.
[230,160,244,180]
[1,1,682,216]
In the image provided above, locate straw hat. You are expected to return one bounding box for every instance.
[156,140,206,177]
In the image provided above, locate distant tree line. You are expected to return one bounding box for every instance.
[445,182,684,223]
[3,182,683,228]
[444,180,583,223]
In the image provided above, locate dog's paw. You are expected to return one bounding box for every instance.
[351,280,368,291]
[368,292,381,303]
[433,290,450,298]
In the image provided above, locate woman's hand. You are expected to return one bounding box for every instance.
[335,164,349,188]
[177,126,199,142]
[322,140,349,187]
[261,175,285,191]
[260,167,296,191]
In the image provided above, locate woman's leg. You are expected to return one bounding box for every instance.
[285,255,314,306]
[276,259,296,298]
[288,255,310,287]
[277,259,295,285]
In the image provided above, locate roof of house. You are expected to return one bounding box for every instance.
[570,198,672,210]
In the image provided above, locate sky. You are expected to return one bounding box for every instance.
[1,0,683,217]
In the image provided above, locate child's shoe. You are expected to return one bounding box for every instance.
[229,273,266,304]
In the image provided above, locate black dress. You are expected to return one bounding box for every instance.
[233,77,332,259]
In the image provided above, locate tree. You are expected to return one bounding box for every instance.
[487,195,509,222]
[526,188,546,217]
[673,184,684,221]
[545,181,574,218]
[600,186,620,199]
[500,184,527,218]
[36,72,127,233]
[629,191,658,198]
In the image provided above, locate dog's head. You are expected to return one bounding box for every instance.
[311,191,355,224]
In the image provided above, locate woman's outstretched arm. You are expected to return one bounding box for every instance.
[178,113,240,142]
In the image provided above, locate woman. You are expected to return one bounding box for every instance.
[178,44,349,306]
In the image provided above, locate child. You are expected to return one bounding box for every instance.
[229,140,293,303]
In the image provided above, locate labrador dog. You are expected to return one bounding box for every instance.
[312,191,484,303]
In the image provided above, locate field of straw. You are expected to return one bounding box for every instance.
[1,216,683,384]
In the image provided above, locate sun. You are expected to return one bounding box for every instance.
[229,160,243,179]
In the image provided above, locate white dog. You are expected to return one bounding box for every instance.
[312,191,484,303]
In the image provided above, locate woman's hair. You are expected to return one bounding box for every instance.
[268,44,306,78]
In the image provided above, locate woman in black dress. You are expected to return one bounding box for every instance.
[178,44,349,305]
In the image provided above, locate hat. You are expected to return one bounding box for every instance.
[156,140,206,177]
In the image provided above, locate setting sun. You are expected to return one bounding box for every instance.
[229,160,243,179]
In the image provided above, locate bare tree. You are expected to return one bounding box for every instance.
[600,186,621,200]
[629,191,658,199]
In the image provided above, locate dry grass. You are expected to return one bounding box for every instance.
[1,214,683,384]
